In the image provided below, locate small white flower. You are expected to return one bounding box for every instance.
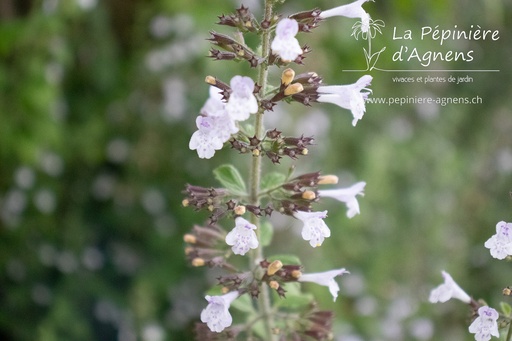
[225,76,258,121]
[319,181,366,218]
[201,86,226,118]
[271,18,303,62]
[468,306,499,341]
[429,270,471,304]
[320,0,372,33]
[298,268,349,301]
[189,116,223,159]
[225,217,259,255]
[294,210,331,247]
[484,221,512,260]
[200,291,239,333]
[317,75,372,126]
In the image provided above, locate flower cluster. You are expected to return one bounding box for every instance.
[183,1,378,337]
[430,219,512,340]
[484,221,512,260]
[468,306,500,341]
[189,76,258,159]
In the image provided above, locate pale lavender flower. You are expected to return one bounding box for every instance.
[298,268,349,301]
[484,221,512,260]
[189,116,223,159]
[200,291,239,333]
[429,271,471,304]
[225,76,258,121]
[320,0,372,34]
[468,306,499,341]
[317,75,372,126]
[294,210,331,247]
[271,18,303,62]
[319,181,366,218]
[225,217,259,255]
[201,86,227,118]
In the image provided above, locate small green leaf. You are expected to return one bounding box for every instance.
[501,301,512,317]
[261,172,286,193]
[213,164,247,196]
[242,124,255,138]
[275,292,314,309]
[268,254,301,265]
[259,221,274,247]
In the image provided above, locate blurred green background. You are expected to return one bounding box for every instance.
[0,0,511,340]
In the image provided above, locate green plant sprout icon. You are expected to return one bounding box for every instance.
[351,17,385,71]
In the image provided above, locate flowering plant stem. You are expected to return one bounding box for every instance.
[248,1,276,340]
[507,321,512,341]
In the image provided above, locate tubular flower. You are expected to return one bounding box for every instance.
[271,18,303,62]
[320,0,372,34]
[189,116,224,159]
[294,210,331,247]
[225,217,259,255]
[319,181,366,218]
[468,306,499,341]
[190,87,239,159]
[225,75,258,121]
[298,268,349,301]
[429,270,471,304]
[317,75,372,126]
[484,221,512,260]
[200,291,239,333]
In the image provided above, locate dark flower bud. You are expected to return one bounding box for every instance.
[230,139,251,154]
[265,151,282,164]
[246,205,262,216]
[266,129,282,139]
[209,48,237,61]
[249,135,261,146]
[263,204,274,217]
[217,14,239,27]
[260,99,276,111]
[289,8,322,21]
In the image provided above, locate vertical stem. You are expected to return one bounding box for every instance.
[506,319,512,341]
[248,0,276,340]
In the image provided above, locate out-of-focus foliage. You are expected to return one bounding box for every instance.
[0,0,511,340]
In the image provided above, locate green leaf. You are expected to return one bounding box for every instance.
[242,124,255,138]
[501,301,512,317]
[261,172,286,193]
[213,164,247,196]
[259,221,274,247]
[275,292,314,309]
[268,254,301,265]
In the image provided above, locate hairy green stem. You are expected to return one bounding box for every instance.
[248,0,276,340]
[506,319,512,341]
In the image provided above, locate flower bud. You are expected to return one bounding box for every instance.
[281,68,295,86]
[252,149,260,157]
[291,270,302,278]
[269,281,280,290]
[284,83,304,96]
[192,258,205,267]
[182,199,189,207]
[302,190,316,200]
[267,260,283,276]
[183,234,197,244]
[205,75,216,85]
[318,175,339,185]
[234,205,246,215]
[221,286,230,294]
